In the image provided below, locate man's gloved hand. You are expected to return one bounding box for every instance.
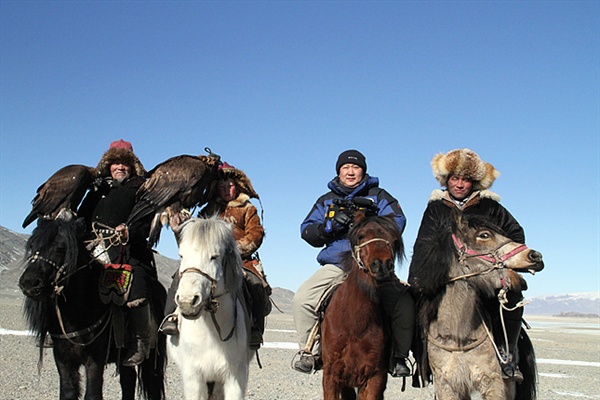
[323,206,353,234]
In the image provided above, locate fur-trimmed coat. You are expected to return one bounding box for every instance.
[409,189,524,295]
[200,193,264,270]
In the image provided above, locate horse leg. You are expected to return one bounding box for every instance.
[81,358,105,400]
[181,372,209,400]
[55,355,82,400]
[222,373,247,400]
[322,369,340,400]
[359,374,387,400]
[119,366,137,400]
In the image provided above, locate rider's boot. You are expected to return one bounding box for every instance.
[380,280,415,378]
[123,304,152,367]
[390,354,411,377]
[500,303,524,383]
[246,270,272,350]
[159,271,180,336]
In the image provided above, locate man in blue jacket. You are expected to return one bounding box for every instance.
[292,149,414,377]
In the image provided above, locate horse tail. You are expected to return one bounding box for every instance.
[515,329,537,400]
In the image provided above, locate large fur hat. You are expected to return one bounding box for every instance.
[96,139,146,177]
[431,148,499,190]
[215,162,259,199]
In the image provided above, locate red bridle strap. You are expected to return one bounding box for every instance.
[451,234,528,265]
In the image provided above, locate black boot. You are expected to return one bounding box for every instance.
[500,298,524,382]
[123,304,153,367]
[390,355,411,377]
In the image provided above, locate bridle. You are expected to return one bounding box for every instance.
[179,266,237,341]
[25,251,111,346]
[352,238,395,277]
[447,233,528,283]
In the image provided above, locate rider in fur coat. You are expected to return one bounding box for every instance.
[408,148,528,382]
[160,162,272,350]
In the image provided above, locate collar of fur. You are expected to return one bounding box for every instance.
[429,188,501,204]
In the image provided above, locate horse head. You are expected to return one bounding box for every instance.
[451,214,544,293]
[19,216,86,301]
[175,216,243,319]
[347,214,404,282]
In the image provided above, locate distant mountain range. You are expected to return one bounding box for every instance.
[1,225,596,317]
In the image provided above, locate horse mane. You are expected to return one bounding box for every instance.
[179,216,243,295]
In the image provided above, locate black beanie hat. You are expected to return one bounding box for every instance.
[336,150,367,174]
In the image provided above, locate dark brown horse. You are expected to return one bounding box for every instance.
[18,215,167,400]
[321,214,404,400]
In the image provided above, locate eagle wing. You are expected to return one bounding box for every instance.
[127,152,221,246]
[23,164,96,228]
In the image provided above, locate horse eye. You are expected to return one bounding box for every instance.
[478,231,492,240]
[210,254,219,261]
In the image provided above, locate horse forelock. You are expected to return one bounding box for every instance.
[349,215,405,264]
[25,219,80,279]
[178,217,243,294]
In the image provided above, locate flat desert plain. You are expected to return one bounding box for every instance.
[0,298,598,399]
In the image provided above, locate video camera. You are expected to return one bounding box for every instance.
[332,197,379,216]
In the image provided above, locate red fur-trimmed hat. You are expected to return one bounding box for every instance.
[431,148,499,190]
[96,139,146,177]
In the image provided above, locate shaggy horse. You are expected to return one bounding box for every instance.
[18,215,167,400]
[167,217,252,400]
[321,214,404,400]
[410,213,544,400]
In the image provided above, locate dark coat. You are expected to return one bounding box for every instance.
[408,189,524,293]
[78,175,154,268]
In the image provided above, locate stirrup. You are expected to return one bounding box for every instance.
[158,314,179,336]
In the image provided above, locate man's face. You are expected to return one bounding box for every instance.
[110,163,131,182]
[447,174,473,200]
[338,163,364,188]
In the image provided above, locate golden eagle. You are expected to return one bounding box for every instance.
[127,149,222,246]
[22,164,97,228]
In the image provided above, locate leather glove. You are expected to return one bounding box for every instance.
[324,207,353,234]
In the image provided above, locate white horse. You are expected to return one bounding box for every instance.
[167,216,252,400]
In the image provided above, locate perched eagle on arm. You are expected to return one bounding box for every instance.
[22,164,97,228]
[127,150,221,247]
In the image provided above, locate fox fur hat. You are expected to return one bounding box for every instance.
[213,162,259,200]
[431,148,499,191]
[96,139,146,177]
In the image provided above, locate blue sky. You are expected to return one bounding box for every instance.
[1,1,598,298]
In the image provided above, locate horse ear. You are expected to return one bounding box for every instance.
[353,211,366,224]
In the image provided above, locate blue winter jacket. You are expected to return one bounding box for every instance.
[300,174,406,267]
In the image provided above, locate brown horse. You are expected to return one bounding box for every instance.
[410,213,544,400]
[321,214,404,400]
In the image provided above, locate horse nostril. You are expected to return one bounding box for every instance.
[192,295,201,307]
[528,250,543,263]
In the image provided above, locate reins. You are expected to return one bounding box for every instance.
[179,266,237,342]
